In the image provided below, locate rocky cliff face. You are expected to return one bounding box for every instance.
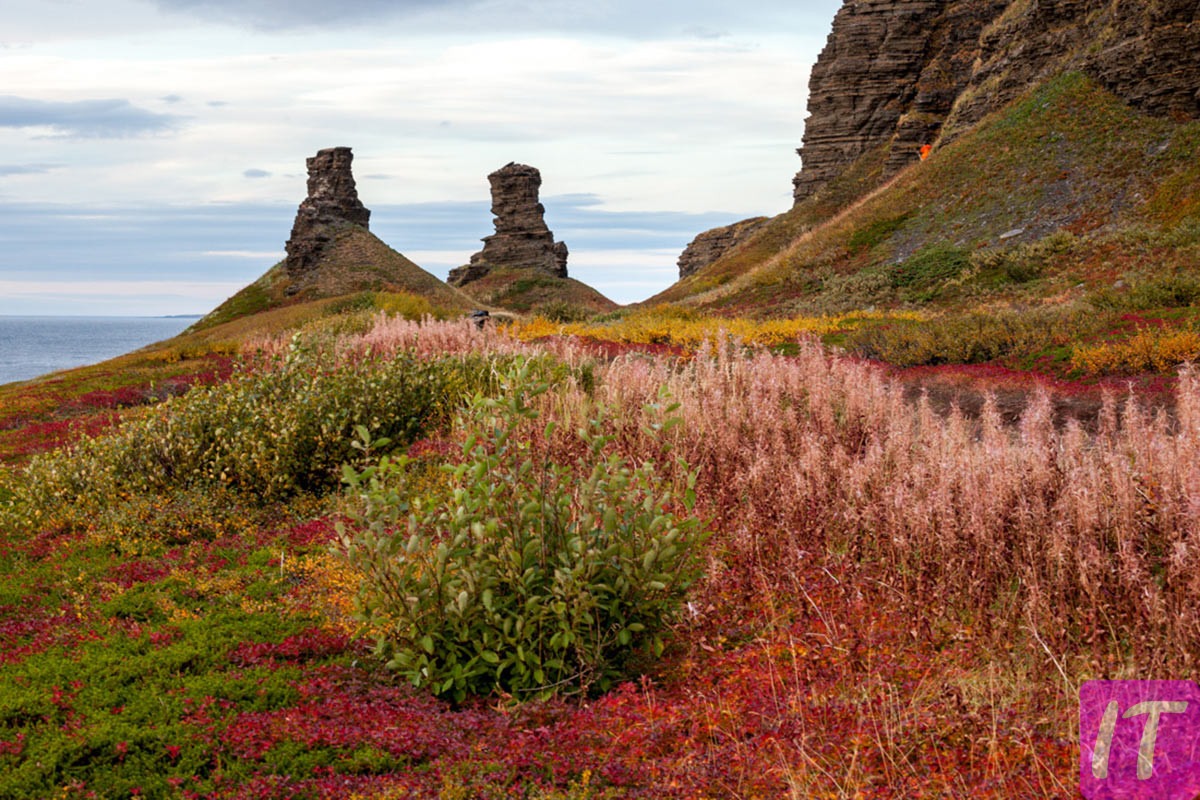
[794,0,1200,204]
[284,147,371,294]
[448,163,569,287]
[794,0,1006,202]
[677,218,769,280]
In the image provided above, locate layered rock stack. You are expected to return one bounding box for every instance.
[677,218,769,279]
[448,163,568,287]
[793,0,1200,204]
[284,146,371,293]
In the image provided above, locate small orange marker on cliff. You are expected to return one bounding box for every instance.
[919,144,933,161]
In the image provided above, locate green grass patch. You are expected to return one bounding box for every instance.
[848,212,914,252]
[889,245,972,297]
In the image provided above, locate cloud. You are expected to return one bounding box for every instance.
[0,197,740,313]
[0,96,180,138]
[370,196,740,303]
[243,168,271,179]
[200,250,285,259]
[150,0,454,30]
[147,0,822,37]
[0,164,60,177]
[0,278,245,298]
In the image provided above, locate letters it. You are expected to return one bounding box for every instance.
[1092,699,1189,781]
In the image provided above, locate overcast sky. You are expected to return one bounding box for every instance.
[0,0,841,315]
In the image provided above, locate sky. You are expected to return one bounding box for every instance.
[0,0,841,315]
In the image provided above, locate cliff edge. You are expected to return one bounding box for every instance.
[794,0,1200,204]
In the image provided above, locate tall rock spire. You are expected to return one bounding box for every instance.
[448,162,568,287]
[284,146,371,292]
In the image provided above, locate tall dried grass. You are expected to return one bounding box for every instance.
[336,318,1200,672]
[246,314,589,366]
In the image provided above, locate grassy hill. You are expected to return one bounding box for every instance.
[453,267,619,320]
[194,225,477,332]
[655,73,1200,319]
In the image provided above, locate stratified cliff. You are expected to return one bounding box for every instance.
[654,0,1200,316]
[794,0,1200,204]
[677,218,769,280]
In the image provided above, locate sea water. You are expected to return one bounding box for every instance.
[0,316,197,385]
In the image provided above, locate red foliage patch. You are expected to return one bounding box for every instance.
[66,384,152,412]
[405,436,457,460]
[883,359,1178,423]
[105,558,172,589]
[269,516,342,548]
[220,673,464,763]
[0,603,102,665]
[228,629,355,668]
[0,733,25,757]
[1,412,122,460]
[0,355,236,463]
[574,336,690,361]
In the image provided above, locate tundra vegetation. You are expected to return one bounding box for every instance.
[1,313,1197,798]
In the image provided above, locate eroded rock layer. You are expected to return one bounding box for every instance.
[678,218,770,280]
[448,163,568,287]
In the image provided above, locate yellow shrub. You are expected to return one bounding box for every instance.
[372,291,438,320]
[508,308,925,349]
[1071,328,1200,375]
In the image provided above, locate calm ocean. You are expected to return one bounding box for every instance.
[0,316,197,386]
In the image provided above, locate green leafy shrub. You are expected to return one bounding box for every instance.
[1089,273,1200,312]
[5,340,541,541]
[340,360,707,702]
[889,244,972,290]
[968,231,1076,286]
[847,212,913,252]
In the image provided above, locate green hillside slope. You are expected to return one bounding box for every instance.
[194,225,476,332]
[656,73,1200,318]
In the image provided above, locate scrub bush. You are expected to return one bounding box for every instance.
[4,339,559,542]
[340,359,706,702]
[846,306,1096,365]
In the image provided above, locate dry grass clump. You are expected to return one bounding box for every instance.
[599,340,1200,671]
